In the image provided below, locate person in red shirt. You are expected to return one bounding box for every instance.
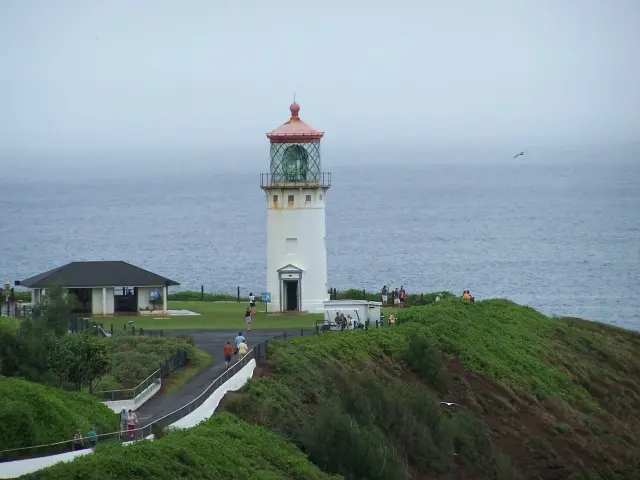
[223,341,233,370]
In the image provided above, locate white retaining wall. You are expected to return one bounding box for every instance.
[168,359,256,429]
[102,380,162,414]
[0,360,256,479]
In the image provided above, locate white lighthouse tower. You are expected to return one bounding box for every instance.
[261,101,330,312]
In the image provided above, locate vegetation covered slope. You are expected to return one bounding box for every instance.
[22,413,338,480]
[13,297,640,479]
[0,377,118,458]
[221,298,640,479]
[97,333,197,391]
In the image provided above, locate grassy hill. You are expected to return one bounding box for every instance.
[221,297,640,479]
[0,377,118,460]
[14,297,640,479]
[22,414,338,480]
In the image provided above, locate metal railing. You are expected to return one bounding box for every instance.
[0,331,307,462]
[93,350,187,401]
[260,172,331,189]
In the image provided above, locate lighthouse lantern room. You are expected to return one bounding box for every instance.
[260,101,331,312]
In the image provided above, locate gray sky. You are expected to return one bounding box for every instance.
[1,0,639,172]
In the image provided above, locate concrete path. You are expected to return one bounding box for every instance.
[135,328,314,425]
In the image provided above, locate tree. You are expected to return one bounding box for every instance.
[50,333,109,392]
[31,284,76,336]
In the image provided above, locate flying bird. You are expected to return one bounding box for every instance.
[513,151,525,159]
[439,402,459,407]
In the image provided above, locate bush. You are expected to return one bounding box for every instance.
[0,377,118,459]
[21,413,337,480]
[100,336,195,388]
[223,327,505,479]
[167,291,260,302]
[330,288,455,306]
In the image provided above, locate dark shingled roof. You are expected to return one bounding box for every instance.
[20,261,180,288]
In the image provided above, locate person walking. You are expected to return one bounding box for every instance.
[249,292,256,313]
[245,308,253,331]
[381,286,389,305]
[119,408,127,438]
[126,409,137,441]
[87,426,97,449]
[234,332,245,355]
[73,430,84,450]
[237,339,249,357]
[223,341,233,370]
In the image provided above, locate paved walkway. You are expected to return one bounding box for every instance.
[135,328,313,425]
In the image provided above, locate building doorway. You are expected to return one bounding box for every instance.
[283,280,299,311]
[114,286,138,314]
[68,288,92,315]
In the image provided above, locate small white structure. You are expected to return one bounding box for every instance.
[18,261,179,316]
[261,101,330,312]
[323,300,383,328]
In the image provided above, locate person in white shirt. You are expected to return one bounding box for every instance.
[249,293,256,313]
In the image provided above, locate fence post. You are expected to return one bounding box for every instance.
[132,326,136,335]
[265,339,269,359]
[237,286,240,302]
[160,329,163,337]
[140,327,143,336]
[110,323,113,335]
[300,328,303,337]
[200,285,204,300]
[283,331,287,341]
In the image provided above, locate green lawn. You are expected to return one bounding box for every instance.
[101,301,323,331]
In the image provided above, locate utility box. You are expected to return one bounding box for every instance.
[322,300,383,330]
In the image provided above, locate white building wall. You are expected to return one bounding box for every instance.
[91,288,103,315]
[105,288,115,315]
[266,187,329,312]
[137,287,151,310]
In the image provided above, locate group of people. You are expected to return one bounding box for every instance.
[462,290,475,302]
[73,406,138,450]
[72,426,98,450]
[244,292,257,330]
[381,285,407,307]
[223,331,249,369]
[119,408,138,440]
[333,311,360,330]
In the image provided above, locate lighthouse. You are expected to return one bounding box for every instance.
[261,101,330,312]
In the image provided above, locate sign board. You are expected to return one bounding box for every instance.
[261,291,271,303]
[150,289,161,303]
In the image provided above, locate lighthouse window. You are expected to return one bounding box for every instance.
[305,194,312,203]
[285,237,298,254]
[319,194,323,200]
[273,195,278,203]
[288,195,294,206]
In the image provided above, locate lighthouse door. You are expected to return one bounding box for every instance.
[284,280,299,311]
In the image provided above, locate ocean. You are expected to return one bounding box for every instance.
[1,160,639,330]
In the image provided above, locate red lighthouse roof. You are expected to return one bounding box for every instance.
[266,102,324,143]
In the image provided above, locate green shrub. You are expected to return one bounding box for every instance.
[331,289,455,306]
[100,336,195,389]
[224,328,506,479]
[0,377,118,459]
[167,291,260,302]
[0,316,20,333]
[21,413,338,480]
[403,331,450,393]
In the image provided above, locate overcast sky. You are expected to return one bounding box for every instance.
[0,0,638,172]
